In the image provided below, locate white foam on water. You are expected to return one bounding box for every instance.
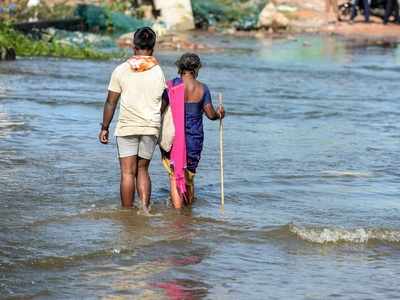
[137,204,163,217]
[137,210,163,217]
[289,224,400,244]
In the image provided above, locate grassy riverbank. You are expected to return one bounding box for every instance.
[0,1,269,60]
[0,24,117,60]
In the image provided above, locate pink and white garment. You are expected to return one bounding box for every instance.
[167,80,187,195]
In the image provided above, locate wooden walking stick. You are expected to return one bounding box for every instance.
[218,93,225,207]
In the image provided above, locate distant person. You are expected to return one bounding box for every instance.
[325,0,339,21]
[350,0,371,23]
[99,27,166,212]
[383,0,400,24]
[161,53,225,209]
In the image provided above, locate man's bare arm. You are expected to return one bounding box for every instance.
[99,91,120,144]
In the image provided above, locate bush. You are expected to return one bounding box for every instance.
[191,0,267,30]
[0,24,114,60]
[74,4,151,34]
[108,11,151,33]
[191,0,228,28]
[74,4,108,31]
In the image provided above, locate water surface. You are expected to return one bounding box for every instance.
[1,35,400,299]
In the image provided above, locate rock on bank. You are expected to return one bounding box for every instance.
[258,0,333,32]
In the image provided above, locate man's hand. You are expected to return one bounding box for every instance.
[99,91,120,144]
[99,129,109,144]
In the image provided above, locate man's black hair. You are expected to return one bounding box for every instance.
[133,27,156,50]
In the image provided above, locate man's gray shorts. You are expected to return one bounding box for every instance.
[116,135,157,160]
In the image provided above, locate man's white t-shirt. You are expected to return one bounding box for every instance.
[108,62,166,137]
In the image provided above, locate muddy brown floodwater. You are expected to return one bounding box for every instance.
[1,35,400,299]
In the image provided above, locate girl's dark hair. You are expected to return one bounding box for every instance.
[133,27,156,50]
[176,53,202,75]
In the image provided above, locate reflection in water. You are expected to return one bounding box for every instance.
[154,279,209,300]
[257,35,348,63]
[77,209,209,298]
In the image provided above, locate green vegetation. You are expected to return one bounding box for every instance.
[0,0,270,60]
[74,4,151,34]
[0,1,152,34]
[191,0,267,30]
[0,24,117,60]
[107,11,151,33]
[0,1,146,60]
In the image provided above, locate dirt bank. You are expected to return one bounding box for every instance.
[322,21,400,42]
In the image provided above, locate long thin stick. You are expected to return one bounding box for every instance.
[219,93,225,207]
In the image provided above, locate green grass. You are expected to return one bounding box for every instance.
[191,0,267,30]
[0,24,117,60]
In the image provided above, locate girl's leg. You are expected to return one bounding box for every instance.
[170,176,184,209]
[186,183,195,205]
[185,171,195,205]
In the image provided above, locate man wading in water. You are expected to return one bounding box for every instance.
[99,27,166,212]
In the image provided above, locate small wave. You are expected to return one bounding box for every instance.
[303,111,341,120]
[289,224,400,244]
[227,111,269,117]
[0,247,134,272]
[320,170,371,178]
[0,95,102,107]
[27,98,102,107]
[0,113,30,137]
[355,65,400,73]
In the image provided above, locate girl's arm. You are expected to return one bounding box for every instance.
[202,84,225,120]
[204,104,225,120]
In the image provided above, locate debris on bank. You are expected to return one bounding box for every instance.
[117,31,212,51]
[258,0,328,32]
[0,24,116,60]
[256,0,400,42]
[0,47,16,61]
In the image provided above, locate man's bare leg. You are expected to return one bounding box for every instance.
[119,155,138,208]
[137,157,152,210]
